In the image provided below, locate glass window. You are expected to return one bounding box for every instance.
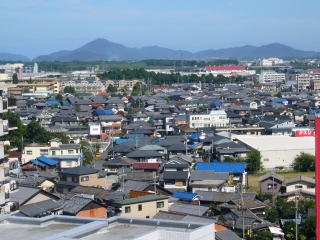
[138,204,142,211]
[52,151,56,155]
[26,150,32,155]
[125,206,131,213]
[68,150,74,154]
[81,176,89,182]
[40,149,48,155]
[156,201,164,208]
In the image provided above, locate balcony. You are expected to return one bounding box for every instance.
[0,97,16,113]
[0,144,4,160]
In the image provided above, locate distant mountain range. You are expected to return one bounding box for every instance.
[0,52,30,62]
[1,38,320,62]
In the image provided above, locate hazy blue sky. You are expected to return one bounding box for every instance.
[1,0,319,57]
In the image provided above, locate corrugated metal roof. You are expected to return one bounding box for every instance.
[196,162,246,174]
[172,191,198,200]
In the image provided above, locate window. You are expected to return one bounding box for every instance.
[295,185,303,189]
[40,149,48,155]
[124,206,131,213]
[68,150,74,154]
[138,205,142,211]
[81,176,89,182]
[156,201,164,208]
[52,151,56,155]
[72,176,78,183]
[26,150,32,155]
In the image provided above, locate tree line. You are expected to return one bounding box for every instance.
[98,68,248,85]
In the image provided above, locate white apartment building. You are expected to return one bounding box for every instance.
[261,58,284,67]
[22,140,82,168]
[259,71,286,84]
[203,66,256,77]
[296,73,311,91]
[189,110,229,128]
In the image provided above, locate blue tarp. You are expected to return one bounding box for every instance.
[95,109,115,115]
[115,138,139,145]
[188,132,201,140]
[212,100,222,106]
[128,134,144,138]
[172,191,198,200]
[271,98,288,103]
[51,155,81,159]
[176,114,187,118]
[196,162,246,173]
[30,159,46,168]
[46,100,60,105]
[37,156,58,166]
[310,109,320,114]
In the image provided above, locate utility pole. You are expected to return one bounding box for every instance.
[239,183,245,240]
[295,193,298,240]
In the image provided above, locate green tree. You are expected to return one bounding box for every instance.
[300,216,315,240]
[246,149,262,172]
[12,73,19,84]
[3,111,26,150]
[249,230,273,240]
[282,221,296,240]
[293,153,315,172]
[64,86,76,94]
[80,141,94,165]
[131,82,147,96]
[107,84,117,93]
[265,206,279,224]
[274,92,282,98]
[55,94,63,102]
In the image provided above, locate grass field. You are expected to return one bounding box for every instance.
[247,171,315,192]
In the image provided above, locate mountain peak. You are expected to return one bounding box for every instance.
[32,39,320,61]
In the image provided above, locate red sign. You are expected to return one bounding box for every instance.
[315,118,320,240]
[294,129,315,137]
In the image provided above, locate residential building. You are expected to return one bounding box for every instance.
[189,110,229,128]
[56,166,107,192]
[61,80,106,94]
[283,176,315,200]
[260,58,284,67]
[311,71,320,91]
[259,71,286,84]
[296,73,311,91]
[163,160,190,191]
[259,173,284,196]
[113,195,169,218]
[10,78,59,95]
[21,140,82,168]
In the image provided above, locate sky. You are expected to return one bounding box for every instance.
[1,0,319,58]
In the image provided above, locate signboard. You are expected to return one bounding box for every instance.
[295,129,315,137]
[89,124,101,136]
[315,118,320,240]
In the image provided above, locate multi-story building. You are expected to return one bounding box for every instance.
[106,79,142,90]
[259,71,286,84]
[60,80,106,94]
[203,66,256,77]
[21,140,82,169]
[296,73,311,91]
[189,110,229,128]
[311,71,320,91]
[10,78,59,95]
[260,58,284,67]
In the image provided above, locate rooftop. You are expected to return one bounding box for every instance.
[236,135,315,151]
[0,214,213,240]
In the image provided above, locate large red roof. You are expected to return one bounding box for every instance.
[204,66,247,71]
[133,162,160,170]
